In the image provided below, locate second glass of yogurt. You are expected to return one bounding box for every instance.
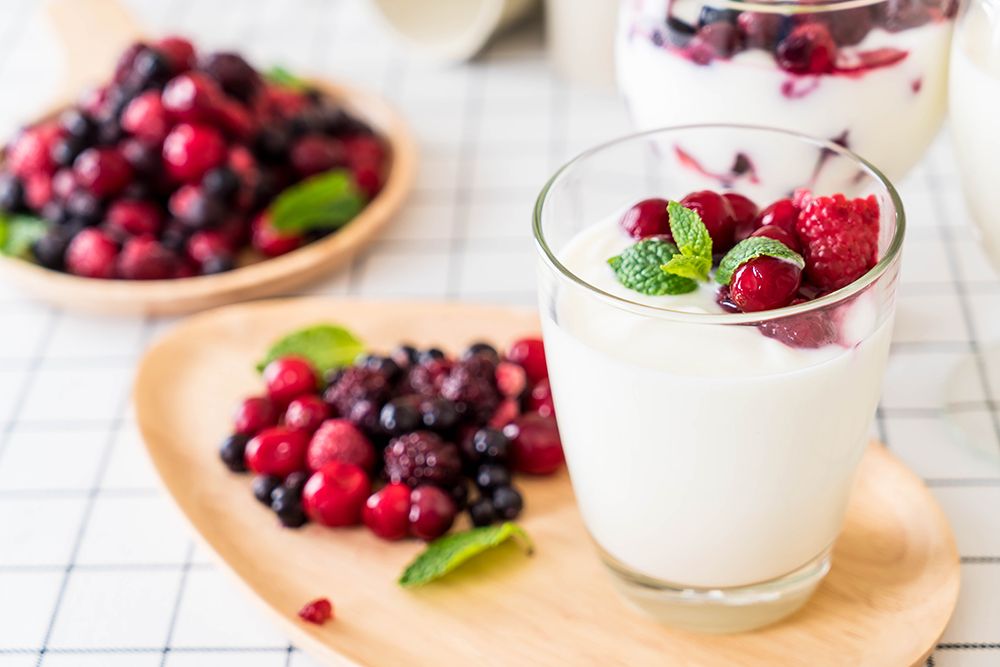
[533,125,903,632]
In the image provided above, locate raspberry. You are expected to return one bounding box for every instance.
[298,598,333,625]
[795,192,879,291]
[759,310,839,349]
[307,418,375,472]
[65,228,118,279]
[7,122,62,179]
[384,431,462,489]
[323,366,391,417]
[440,361,500,423]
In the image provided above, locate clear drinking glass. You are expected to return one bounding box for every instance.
[616,0,956,181]
[533,125,903,632]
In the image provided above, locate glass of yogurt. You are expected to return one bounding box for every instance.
[533,125,903,632]
[616,0,956,181]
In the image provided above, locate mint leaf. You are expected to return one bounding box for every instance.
[607,238,698,296]
[663,201,713,282]
[399,523,533,587]
[715,237,805,286]
[265,65,309,91]
[257,324,365,374]
[0,214,47,259]
[268,169,366,233]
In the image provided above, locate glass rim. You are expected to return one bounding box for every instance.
[691,0,890,12]
[531,123,905,326]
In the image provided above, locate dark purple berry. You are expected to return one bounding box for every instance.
[461,342,499,363]
[252,475,281,505]
[199,52,262,103]
[491,485,523,520]
[379,397,422,435]
[219,434,250,472]
[0,173,25,212]
[468,498,497,527]
[419,397,460,432]
[202,166,240,202]
[463,428,512,466]
[475,464,511,490]
[384,431,462,489]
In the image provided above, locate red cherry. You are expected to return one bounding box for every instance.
[65,228,119,279]
[729,256,802,313]
[751,224,802,253]
[244,426,308,478]
[161,72,223,123]
[507,338,547,384]
[121,91,171,143]
[162,123,227,183]
[233,396,277,436]
[251,213,302,257]
[362,482,412,540]
[284,395,329,433]
[106,199,163,238]
[155,36,196,73]
[619,198,671,240]
[263,357,317,406]
[724,193,759,243]
[528,378,555,418]
[754,198,800,236]
[679,190,737,252]
[73,147,133,198]
[302,462,370,527]
[408,485,457,541]
[503,413,564,475]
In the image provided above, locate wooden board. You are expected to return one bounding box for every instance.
[0,0,417,315]
[134,297,961,667]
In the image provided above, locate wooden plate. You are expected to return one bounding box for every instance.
[0,0,417,316]
[134,298,961,667]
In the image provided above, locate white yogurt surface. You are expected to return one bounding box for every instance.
[542,217,893,588]
[950,6,1000,262]
[616,3,952,181]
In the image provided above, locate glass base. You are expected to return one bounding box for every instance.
[944,350,1000,465]
[601,547,832,634]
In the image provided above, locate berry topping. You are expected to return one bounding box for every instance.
[297,598,333,625]
[679,190,737,251]
[302,461,370,527]
[306,419,375,473]
[408,485,457,541]
[65,228,118,279]
[244,426,308,478]
[507,338,548,384]
[503,414,564,475]
[619,198,671,240]
[218,434,249,473]
[284,395,329,433]
[263,357,317,406]
[776,23,837,75]
[384,431,463,489]
[795,192,880,290]
[729,256,802,312]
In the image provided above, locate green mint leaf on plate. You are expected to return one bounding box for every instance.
[268,169,367,234]
[0,214,47,260]
[607,238,698,296]
[399,522,533,587]
[265,65,309,90]
[715,237,805,286]
[663,200,712,282]
[257,323,365,375]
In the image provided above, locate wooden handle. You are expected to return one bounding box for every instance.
[46,0,141,98]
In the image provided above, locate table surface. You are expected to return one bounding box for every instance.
[0,1,997,665]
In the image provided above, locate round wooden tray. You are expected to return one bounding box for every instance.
[134,298,960,667]
[0,0,416,316]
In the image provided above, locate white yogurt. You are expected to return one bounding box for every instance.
[949,5,1000,261]
[616,2,952,181]
[541,217,893,588]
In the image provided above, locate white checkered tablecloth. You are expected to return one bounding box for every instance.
[0,0,997,665]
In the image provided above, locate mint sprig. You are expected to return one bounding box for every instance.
[268,169,366,233]
[0,214,47,260]
[716,237,805,286]
[662,200,713,282]
[265,65,309,91]
[399,523,533,587]
[257,323,365,375]
[608,238,698,296]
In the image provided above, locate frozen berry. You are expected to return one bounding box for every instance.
[117,236,176,280]
[619,198,671,240]
[729,256,802,312]
[724,193,759,242]
[307,418,375,472]
[65,228,118,279]
[408,485,457,541]
[796,192,879,290]
[475,464,511,490]
[121,90,171,143]
[751,224,801,253]
[252,474,281,505]
[468,498,497,527]
[755,198,799,236]
[680,190,737,251]
[161,72,222,123]
[495,361,527,398]
[250,213,302,257]
[263,356,317,406]
[507,338,547,384]
[218,433,249,472]
[162,123,227,183]
[776,23,837,74]
[362,482,411,540]
[503,414,564,475]
[244,426,308,478]
[463,427,512,466]
[302,461,370,527]
[528,378,555,418]
[285,395,329,433]
[440,362,500,423]
[105,199,163,237]
[419,397,460,432]
[73,147,133,198]
[379,397,421,435]
[323,365,391,417]
[385,431,462,489]
[233,396,277,436]
[491,485,523,520]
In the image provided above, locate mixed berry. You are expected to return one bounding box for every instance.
[219,338,563,543]
[0,36,387,279]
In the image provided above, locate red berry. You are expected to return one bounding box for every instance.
[751,224,802,253]
[244,426,308,477]
[488,397,521,430]
[258,84,310,119]
[619,198,671,240]
[51,168,76,201]
[507,338,547,384]
[796,193,880,291]
[729,256,802,312]
[302,462,370,527]
[284,395,329,433]
[117,236,176,280]
[755,198,800,236]
[528,378,555,418]
[106,199,163,237]
[73,147,133,198]
[290,134,347,177]
[776,23,837,74]
[307,419,375,472]
[24,173,53,209]
[408,485,457,541]
[65,228,118,279]
[297,598,333,625]
[155,36,196,73]
[186,230,233,264]
[351,162,382,199]
[263,356,317,406]
[162,123,227,183]
[680,190,737,252]
[161,72,223,123]
[251,213,302,257]
[233,396,277,436]
[344,135,385,168]
[724,193,759,243]
[687,23,741,65]
[759,309,838,349]
[495,361,527,398]
[503,413,564,475]
[362,482,411,540]
[215,101,256,142]
[121,91,171,143]
[7,122,62,178]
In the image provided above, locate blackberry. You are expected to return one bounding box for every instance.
[384,431,462,489]
[475,464,511,490]
[252,475,281,505]
[323,366,391,416]
[219,434,249,472]
[419,397,459,433]
[379,396,421,435]
[440,362,500,423]
[491,485,523,520]
[468,498,497,527]
[402,358,452,397]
